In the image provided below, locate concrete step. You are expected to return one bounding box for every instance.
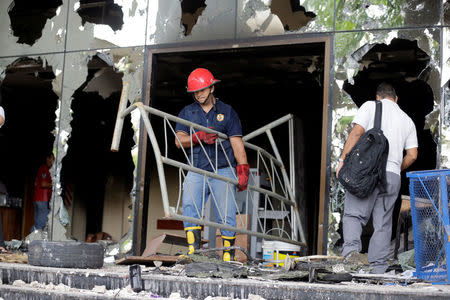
[0,262,450,300]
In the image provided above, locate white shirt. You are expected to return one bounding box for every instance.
[0,106,4,128]
[352,99,418,175]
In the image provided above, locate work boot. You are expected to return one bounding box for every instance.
[184,226,201,255]
[222,235,236,262]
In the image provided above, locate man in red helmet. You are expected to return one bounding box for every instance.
[175,68,249,261]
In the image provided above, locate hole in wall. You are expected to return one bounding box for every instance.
[8,0,63,45]
[181,0,207,36]
[61,55,134,242]
[270,0,316,31]
[340,38,437,252]
[77,0,124,32]
[0,57,57,237]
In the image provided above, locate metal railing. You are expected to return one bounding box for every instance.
[112,102,306,247]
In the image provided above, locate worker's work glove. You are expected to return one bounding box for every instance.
[236,164,250,192]
[192,129,218,145]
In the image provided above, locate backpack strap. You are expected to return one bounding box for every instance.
[374,101,382,130]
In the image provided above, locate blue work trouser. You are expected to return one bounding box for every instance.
[182,167,237,237]
[32,201,49,232]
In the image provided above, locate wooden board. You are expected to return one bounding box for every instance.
[115,255,178,265]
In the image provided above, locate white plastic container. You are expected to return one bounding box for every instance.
[262,240,301,266]
[262,240,274,264]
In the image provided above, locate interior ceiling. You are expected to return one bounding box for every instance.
[344,39,430,107]
[77,0,124,31]
[3,58,55,89]
[2,56,110,89]
[153,42,324,105]
[8,0,63,45]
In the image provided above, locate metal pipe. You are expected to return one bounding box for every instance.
[143,106,227,138]
[162,157,296,206]
[289,118,297,240]
[138,104,171,216]
[169,214,306,247]
[143,105,281,168]
[111,82,130,152]
[243,142,282,167]
[120,102,138,118]
[266,129,306,244]
[243,114,293,142]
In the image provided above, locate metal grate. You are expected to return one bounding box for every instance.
[408,169,450,284]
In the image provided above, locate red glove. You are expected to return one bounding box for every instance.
[192,130,218,145]
[236,164,250,192]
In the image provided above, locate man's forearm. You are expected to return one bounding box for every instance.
[401,148,418,171]
[340,133,360,159]
[401,154,415,171]
[230,137,247,165]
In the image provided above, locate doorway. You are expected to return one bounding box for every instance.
[138,36,331,255]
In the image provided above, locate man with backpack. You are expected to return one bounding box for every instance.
[336,83,418,273]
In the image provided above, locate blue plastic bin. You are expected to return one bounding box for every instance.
[407,169,450,284]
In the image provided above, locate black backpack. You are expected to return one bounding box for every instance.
[338,101,389,199]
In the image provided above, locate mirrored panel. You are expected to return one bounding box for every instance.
[335,0,440,31]
[66,0,148,51]
[236,0,332,38]
[147,0,236,45]
[441,27,450,168]
[328,28,441,254]
[58,47,143,248]
[0,1,68,57]
[445,0,450,25]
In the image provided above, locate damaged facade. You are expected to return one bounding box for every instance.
[0,0,448,260]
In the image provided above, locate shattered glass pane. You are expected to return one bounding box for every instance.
[330,29,442,252]
[0,1,68,57]
[237,0,331,38]
[0,54,64,239]
[335,0,440,31]
[442,27,450,168]
[58,47,143,242]
[66,0,147,51]
[8,0,63,46]
[445,0,450,25]
[148,0,236,44]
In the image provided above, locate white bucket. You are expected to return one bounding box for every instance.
[262,240,301,266]
[262,240,274,264]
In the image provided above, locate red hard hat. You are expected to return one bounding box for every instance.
[187,68,220,93]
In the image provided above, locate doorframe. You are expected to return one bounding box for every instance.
[134,34,333,255]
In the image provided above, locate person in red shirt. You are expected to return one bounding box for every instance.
[31,153,54,232]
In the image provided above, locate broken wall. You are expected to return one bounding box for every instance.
[0,0,448,255]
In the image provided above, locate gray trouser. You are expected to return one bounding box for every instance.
[342,172,401,273]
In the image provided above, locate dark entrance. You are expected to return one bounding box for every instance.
[0,57,57,238]
[138,37,331,255]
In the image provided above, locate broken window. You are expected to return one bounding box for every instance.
[445,0,450,25]
[61,55,134,242]
[270,0,315,31]
[77,0,124,31]
[339,38,437,252]
[0,57,57,237]
[8,0,63,45]
[181,0,207,36]
[336,0,440,31]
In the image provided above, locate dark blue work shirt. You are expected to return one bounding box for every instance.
[175,99,242,172]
